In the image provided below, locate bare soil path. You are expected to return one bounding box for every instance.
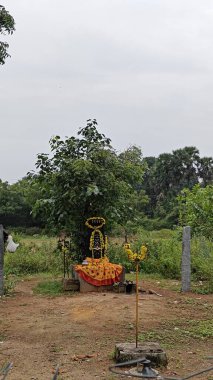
[0,277,212,379]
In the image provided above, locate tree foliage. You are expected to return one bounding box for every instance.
[0,178,41,227]
[33,120,147,259]
[1,117,213,239]
[143,147,213,227]
[178,184,213,239]
[0,4,15,65]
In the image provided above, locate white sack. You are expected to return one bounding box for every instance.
[6,235,19,253]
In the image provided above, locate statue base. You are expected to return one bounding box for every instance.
[72,265,125,293]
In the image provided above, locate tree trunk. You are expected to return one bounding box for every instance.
[0,224,4,296]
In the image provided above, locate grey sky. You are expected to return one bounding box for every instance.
[1,0,213,183]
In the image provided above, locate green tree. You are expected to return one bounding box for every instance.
[0,4,15,65]
[178,184,213,239]
[0,177,41,228]
[117,146,149,234]
[33,120,147,260]
[143,147,201,226]
[198,157,213,187]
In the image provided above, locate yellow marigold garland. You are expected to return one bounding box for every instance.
[124,243,147,262]
[89,229,105,251]
[85,216,106,230]
[85,216,107,258]
[104,235,108,252]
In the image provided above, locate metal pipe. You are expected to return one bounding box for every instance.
[52,365,59,380]
[0,362,13,380]
[109,359,213,379]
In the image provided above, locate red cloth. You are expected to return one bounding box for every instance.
[75,257,123,286]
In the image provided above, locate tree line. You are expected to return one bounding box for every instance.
[1,121,213,248]
[142,147,213,228]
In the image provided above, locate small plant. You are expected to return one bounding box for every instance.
[33,279,64,296]
[3,277,16,295]
[187,320,213,339]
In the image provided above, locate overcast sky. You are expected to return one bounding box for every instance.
[1,0,213,183]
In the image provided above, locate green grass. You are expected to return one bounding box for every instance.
[0,334,6,342]
[4,236,63,276]
[188,320,213,339]
[139,319,213,349]
[4,230,213,293]
[33,279,64,296]
[109,228,213,293]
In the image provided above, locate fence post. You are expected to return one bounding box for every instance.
[0,224,4,296]
[181,226,191,292]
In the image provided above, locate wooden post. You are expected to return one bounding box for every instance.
[135,262,139,348]
[181,226,191,292]
[0,224,4,296]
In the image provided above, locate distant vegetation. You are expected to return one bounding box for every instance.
[1,120,213,292]
[1,121,213,236]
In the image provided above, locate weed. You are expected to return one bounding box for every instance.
[108,350,116,360]
[3,277,16,295]
[126,323,134,330]
[138,318,213,350]
[110,229,213,293]
[4,238,63,276]
[187,320,213,339]
[0,334,6,341]
[4,231,213,293]
[33,279,64,296]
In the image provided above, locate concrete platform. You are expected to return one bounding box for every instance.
[79,277,113,292]
[114,342,168,367]
[72,265,125,293]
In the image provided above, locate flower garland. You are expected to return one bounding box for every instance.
[124,243,147,262]
[85,216,106,230]
[104,235,108,252]
[89,229,105,251]
[85,216,107,258]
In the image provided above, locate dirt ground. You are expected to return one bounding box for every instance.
[0,277,212,380]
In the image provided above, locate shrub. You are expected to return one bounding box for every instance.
[4,240,64,276]
[108,243,134,272]
[108,229,213,292]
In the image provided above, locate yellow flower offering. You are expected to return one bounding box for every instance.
[124,243,147,262]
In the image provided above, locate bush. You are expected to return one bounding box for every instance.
[191,236,213,283]
[4,240,64,276]
[108,243,134,272]
[134,230,182,278]
[108,229,182,276]
[108,229,213,292]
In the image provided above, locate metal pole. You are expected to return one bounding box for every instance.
[52,365,59,380]
[0,362,13,379]
[136,262,139,348]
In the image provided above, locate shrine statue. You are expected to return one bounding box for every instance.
[74,216,123,287]
[85,216,107,259]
